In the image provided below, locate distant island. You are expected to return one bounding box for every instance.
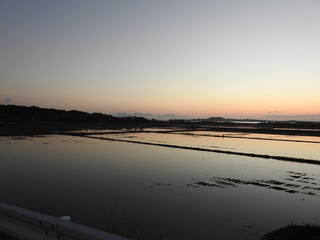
[172,116,262,123]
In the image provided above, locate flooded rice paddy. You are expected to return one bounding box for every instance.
[93,131,320,161]
[1,129,320,240]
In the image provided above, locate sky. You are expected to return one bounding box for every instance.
[1,0,319,120]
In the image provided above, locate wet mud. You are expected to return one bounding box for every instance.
[188,171,320,196]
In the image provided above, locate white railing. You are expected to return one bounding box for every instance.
[0,201,129,240]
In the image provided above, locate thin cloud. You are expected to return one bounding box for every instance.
[267,111,281,114]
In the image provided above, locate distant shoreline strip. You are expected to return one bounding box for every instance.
[80,135,320,165]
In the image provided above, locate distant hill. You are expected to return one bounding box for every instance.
[170,116,262,123]
[0,104,149,124]
[206,117,227,121]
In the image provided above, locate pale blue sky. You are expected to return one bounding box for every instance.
[1,0,319,120]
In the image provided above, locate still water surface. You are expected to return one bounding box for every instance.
[98,132,320,160]
[1,133,320,240]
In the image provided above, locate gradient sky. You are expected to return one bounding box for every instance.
[1,0,319,120]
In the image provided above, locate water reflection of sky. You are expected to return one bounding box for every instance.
[1,135,320,240]
[97,132,320,161]
[180,131,320,142]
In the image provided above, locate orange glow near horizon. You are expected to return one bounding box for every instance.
[9,94,318,120]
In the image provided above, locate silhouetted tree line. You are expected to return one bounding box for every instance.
[0,105,149,124]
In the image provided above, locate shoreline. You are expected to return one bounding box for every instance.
[1,122,320,137]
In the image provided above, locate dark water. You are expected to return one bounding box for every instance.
[1,133,320,240]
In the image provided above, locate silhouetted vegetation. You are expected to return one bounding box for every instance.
[0,232,17,240]
[0,104,148,124]
[262,225,320,240]
[0,104,151,136]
